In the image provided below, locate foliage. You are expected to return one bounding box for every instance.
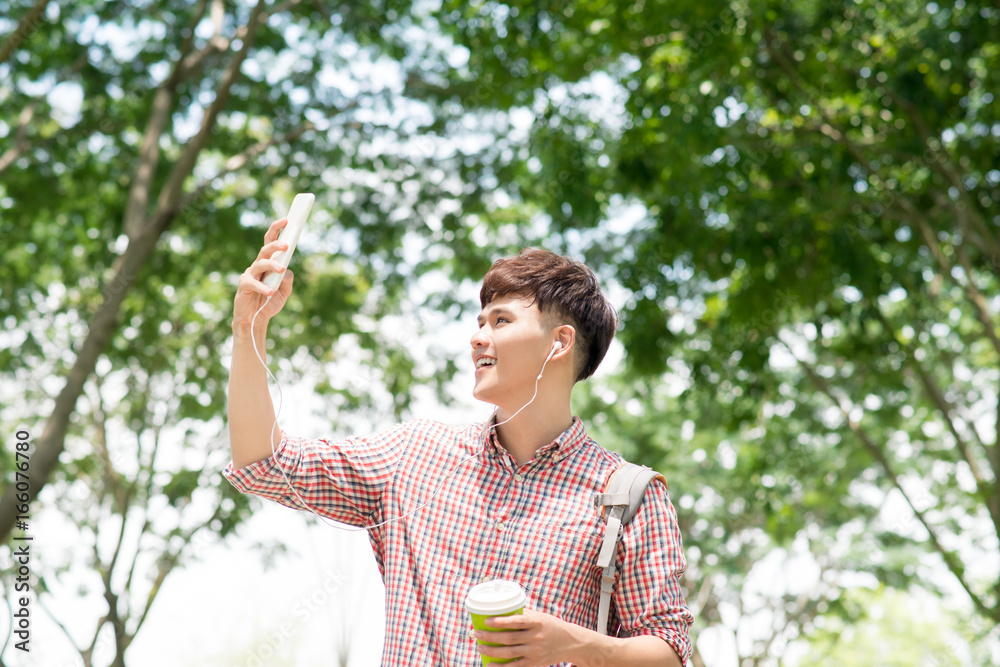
[2,0,999,664]
[424,0,1000,659]
[792,587,998,666]
[0,0,511,664]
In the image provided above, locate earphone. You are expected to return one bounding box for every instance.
[249,295,563,532]
[540,341,562,376]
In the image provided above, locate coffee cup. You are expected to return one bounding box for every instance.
[465,579,526,665]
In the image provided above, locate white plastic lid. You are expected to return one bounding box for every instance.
[464,579,526,615]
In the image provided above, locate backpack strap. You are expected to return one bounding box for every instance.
[592,462,667,636]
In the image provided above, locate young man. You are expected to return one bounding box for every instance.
[225,217,694,666]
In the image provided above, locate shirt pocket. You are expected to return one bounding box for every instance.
[516,516,603,581]
[535,517,601,557]
[513,517,604,617]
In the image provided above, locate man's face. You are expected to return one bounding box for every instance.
[470,294,553,407]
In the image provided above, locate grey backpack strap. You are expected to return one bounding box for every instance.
[593,463,666,636]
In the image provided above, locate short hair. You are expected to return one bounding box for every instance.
[479,248,618,382]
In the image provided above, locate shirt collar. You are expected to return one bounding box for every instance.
[478,414,588,465]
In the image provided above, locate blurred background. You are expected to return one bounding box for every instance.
[1,0,998,664]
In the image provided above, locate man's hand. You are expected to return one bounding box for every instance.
[473,609,682,667]
[474,609,590,667]
[233,217,295,332]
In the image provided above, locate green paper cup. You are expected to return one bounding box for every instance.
[465,579,526,665]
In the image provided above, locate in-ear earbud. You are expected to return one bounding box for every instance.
[537,341,563,380]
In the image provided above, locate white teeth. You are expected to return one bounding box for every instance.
[476,358,496,368]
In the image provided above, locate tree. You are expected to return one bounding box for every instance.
[5,0,998,663]
[423,0,1000,644]
[0,0,512,663]
[1,0,539,539]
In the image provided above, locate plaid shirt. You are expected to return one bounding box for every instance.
[224,417,693,665]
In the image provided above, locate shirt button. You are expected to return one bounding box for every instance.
[514,473,524,483]
[496,521,506,532]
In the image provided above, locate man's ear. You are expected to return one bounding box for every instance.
[554,325,576,358]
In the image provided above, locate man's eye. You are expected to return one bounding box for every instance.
[496,317,509,324]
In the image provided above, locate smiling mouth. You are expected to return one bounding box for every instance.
[475,358,497,370]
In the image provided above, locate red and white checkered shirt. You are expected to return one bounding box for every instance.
[224,416,693,665]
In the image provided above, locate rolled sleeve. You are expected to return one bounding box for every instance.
[223,422,410,527]
[613,479,694,662]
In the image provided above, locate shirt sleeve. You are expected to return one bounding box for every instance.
[613,478,694,662]
[222,421,412,528]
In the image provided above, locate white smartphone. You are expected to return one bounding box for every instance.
[263,193,314,291]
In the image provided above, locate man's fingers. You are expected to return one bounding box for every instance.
[260,257,287,276]
[256,239,289,262]
[238,269,276,296]
[247,249,289,278]
[475,640,524,662]
[264,217,288,243]
[486,611,537,629]
[474,629,526,645]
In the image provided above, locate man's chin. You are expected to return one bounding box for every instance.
[472,381,502,406]
[471,385,492,404]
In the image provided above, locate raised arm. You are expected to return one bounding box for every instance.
[227,217,294,469]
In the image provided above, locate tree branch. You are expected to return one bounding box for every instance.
[127,501,226,648]
[867,303,992,480]
[906,206,1000,362]
[130,534,198,646]
[176,119,316,213]
[884,88,996,259]
[913,362,992,478]
[0,104,36,172]
[35,578,85,661]
[783,339,997,621]
[0,0,50,65]
[871,301,1000,556]
[94,534,129,667]
[84,377,137,641]
[177,0,306,81]
[953,242,1000,360]
[90,373,129,513]
[124,557,173,651]
[83,612,111,667]
[155,0,267,212]
[123,0,212,239]
[951,246,1000,537]
[762,30,872,170]
[0,50,89,176]
[98,510,131,662]
[124,421,161,597]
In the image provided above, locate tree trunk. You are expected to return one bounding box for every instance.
[0,212,175,542]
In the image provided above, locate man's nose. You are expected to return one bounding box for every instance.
[470,326,489,349]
